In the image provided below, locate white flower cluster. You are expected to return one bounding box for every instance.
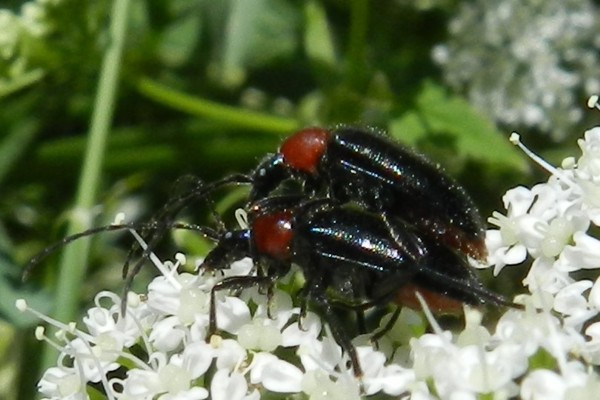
[400,100,600,398]
[20,99,600,399]
[433,0,600,140]
[0,0,61,85]
[20,254,416,400]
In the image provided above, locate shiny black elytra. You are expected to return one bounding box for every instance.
[202,195,511,377]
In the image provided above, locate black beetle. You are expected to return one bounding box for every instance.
[201,195,510,377]
[248,126,487,263]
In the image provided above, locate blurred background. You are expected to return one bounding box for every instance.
[1,0,598,398]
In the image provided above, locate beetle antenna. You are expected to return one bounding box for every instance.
[23,221,153,281]
[23,220,220,282]
[121,173,252,280]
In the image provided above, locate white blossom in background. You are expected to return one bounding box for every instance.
[433,0,600,140]
[18,100,600,398]
[0,0,64,92]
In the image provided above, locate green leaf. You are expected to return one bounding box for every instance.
[528,348,558,370]
[0,118,38,186]
[216,0,299,88]
[0,254,52,328]
[0,69,45,99]
[391,81,527,171]
[389,110,427,146]
[157,12,202,67]
[303,0,336,68]
[135,77,298,134]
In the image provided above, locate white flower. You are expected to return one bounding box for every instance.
[577,127,600,180]
[38,364,86,400]
[249,353,303,393]
[521,363,589,400]
[559,231,600,270]
[521,369,568,400]
[582,322,600,364]
[117,342,213,400]
[0,10,19,59]
[21,2,50,36]
[434,0,600,139]
[300,369,361,400]
[210,369,258,400]
[522,257,572,294]
[553,280,596,329]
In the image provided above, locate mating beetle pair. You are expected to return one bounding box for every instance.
[161,126,509,376]
[26,126,512,378]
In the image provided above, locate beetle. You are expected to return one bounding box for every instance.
[201,195,511,377]
[120,126,486,277]
[248,126,487,263]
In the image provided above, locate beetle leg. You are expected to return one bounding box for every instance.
[370,306,402,346]
[355,310,367,334]
[207,275,273,339]
[296,286,309,331]
[308,285,363,377]
[266,283,275,319]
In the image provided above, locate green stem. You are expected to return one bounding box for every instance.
[41,0,131,369]
[346,0,368,84]
[0,69,45,98]
[135,77,298,134]
[0,118,38,185]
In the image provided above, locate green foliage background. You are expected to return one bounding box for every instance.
[0,0,581,398]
